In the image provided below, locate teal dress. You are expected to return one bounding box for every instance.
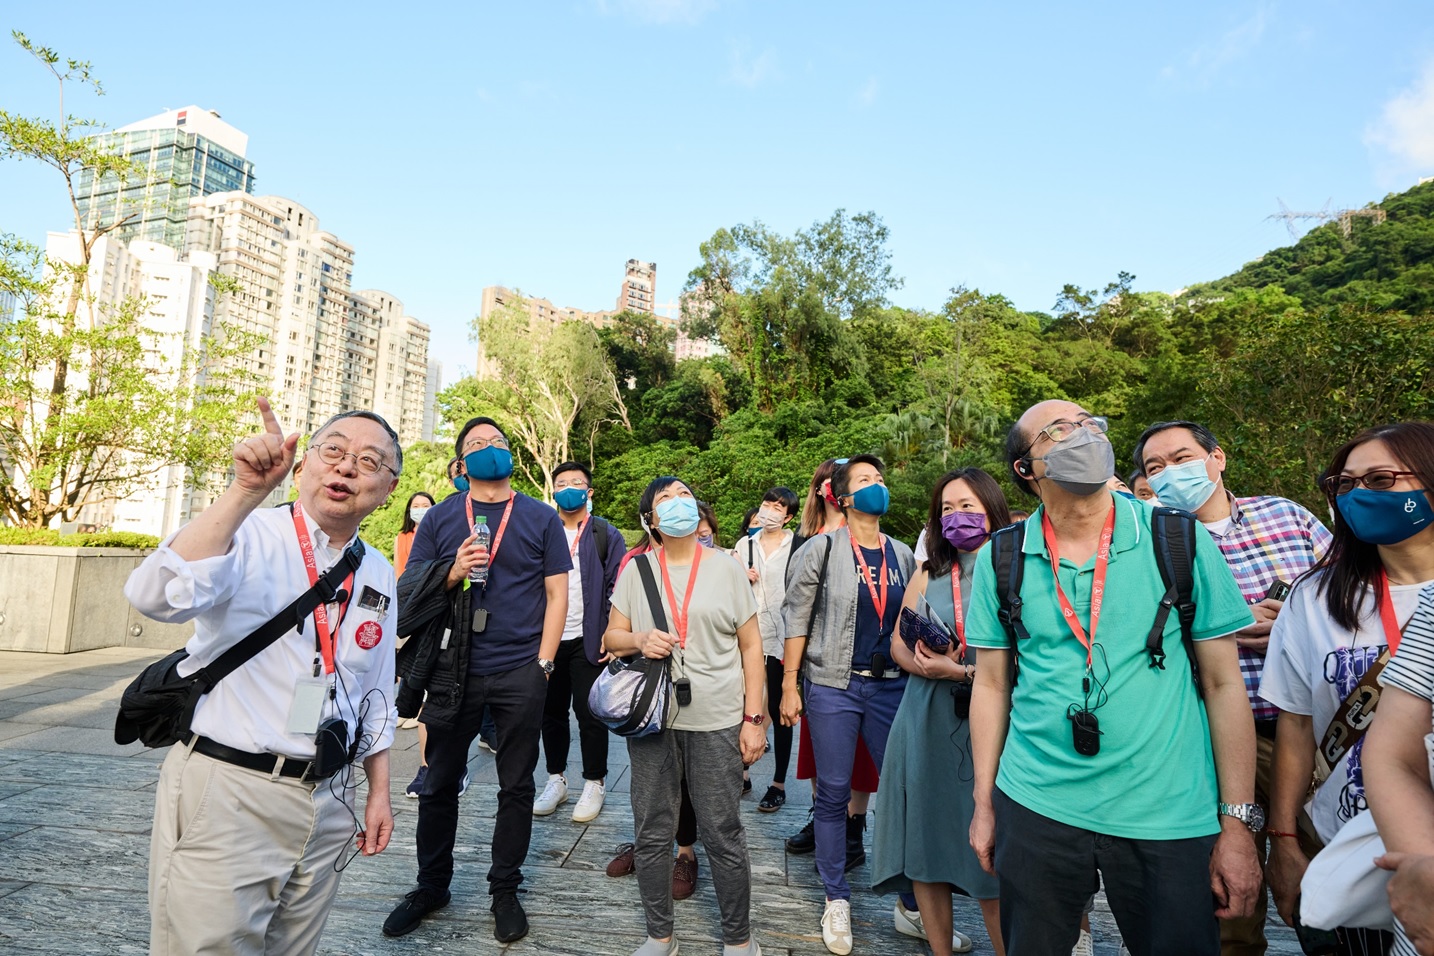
[870,551,999,901]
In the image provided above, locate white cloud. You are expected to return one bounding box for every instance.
[1165,1,1272,85]
[594,0,718,24]
[1365,60,1434,172]
[856,76,879,107]
[729,44,779,89]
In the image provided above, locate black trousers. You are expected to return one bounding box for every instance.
[541,638,609,781]
[993,787,1219,956]
[416,662,546,896]
[763,655,793,784]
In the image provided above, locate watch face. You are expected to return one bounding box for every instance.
[1249,804,1267,832]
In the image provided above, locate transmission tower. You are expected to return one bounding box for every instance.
[1268,198,1388,241]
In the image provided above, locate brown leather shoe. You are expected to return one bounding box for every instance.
[606,843,635,878]
[672,854,698,900]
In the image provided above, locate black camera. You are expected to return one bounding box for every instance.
[952,682,972,720]
[1070,710,1101,756]
[309,717,350,780]
[674,678,692,707]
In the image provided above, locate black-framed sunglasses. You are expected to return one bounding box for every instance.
[1320,470,1420,498]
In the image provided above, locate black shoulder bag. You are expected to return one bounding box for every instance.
[115,540,365,749]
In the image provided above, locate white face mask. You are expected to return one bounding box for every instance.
[410,507,430,523]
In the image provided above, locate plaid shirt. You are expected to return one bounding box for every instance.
[1206,493,1332,719]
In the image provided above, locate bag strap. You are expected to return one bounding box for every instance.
[192,539,366,691]
[634,554,670,633]
[611,555,674,736]
[990,521,1028,687]
[1147,507,1199,685]
[805,535,834,640]
[1317,646,1394,781]
[786,533,809,583]
[593,519,610,565]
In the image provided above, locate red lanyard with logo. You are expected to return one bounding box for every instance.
[291,502,353,676]
[464,492,516,587]
[568,517,589,558]
[1041,505,1116,669]
[1377,571,1405,655]
[850,532,890,625]
[950,572,967,658]
[658,545,703,648]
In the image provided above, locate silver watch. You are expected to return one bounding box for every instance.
[1218,802,1266,833]
[537,658,555,675]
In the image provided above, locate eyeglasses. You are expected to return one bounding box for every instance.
[462,436,509,453]
[1321,470,1421,498]
[1031,416,1108,446]
[310,442,395,476]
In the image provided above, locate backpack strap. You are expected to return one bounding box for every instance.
[593,518,610,565]
[989,521,1029,687]
[785,533,809,585]
[1147,507,1199,684]
[805,535,834,641]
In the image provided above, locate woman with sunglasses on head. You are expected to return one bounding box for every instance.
[783,455,917,955]
[873,469,1011,956]
[604,476,767,956]
[1261,422,1434,956]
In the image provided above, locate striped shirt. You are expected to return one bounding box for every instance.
[1206,493,1333,719]
[1382,582,1434,705]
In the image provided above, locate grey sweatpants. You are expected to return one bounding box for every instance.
[627,725,752,944]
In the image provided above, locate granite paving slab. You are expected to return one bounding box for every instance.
[0,721,49,743]
[0,821,36,842]
[0,779,156,832]
[0,697,120,729]
[0,750,166,790]
[0,882,150,954]
[0,725,149,756]
[1,824,150,892]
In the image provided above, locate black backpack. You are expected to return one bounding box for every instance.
[990,506,1200,689]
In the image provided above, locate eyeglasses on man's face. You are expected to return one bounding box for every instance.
[1321,470,1421,498]
[462,435,509,453]
[1026,416,1108,455]
[310,442,395,476]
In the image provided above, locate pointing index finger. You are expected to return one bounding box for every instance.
[257,396,285,436]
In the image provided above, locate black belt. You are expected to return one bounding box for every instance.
[851,668,901,679]
[1254,718,1279,741]
[192,736,314,779]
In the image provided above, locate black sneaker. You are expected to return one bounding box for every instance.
[383,886,451,937]
[785,808,815,854]
[845,812,867,871]
[492,891,529,942]
[758,785,786,812]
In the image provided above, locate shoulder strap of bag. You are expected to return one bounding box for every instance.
[193,539,366,691]
[1317,646,1394,781]
[804,535,834,640]
[634,553,670,632]
[593,519,610,564]
[611,555,674,736]
[1147,507,1199,684]
[786,533,809,583]
[990,521,1028,687]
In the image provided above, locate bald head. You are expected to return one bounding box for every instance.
[1005,399,1097,496]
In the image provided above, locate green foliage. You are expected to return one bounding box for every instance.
[357,441,465,560]
[0,527,158,548]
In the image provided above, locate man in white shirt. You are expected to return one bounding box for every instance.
[125,398,401,956]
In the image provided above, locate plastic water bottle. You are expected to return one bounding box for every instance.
[470,515,490,583]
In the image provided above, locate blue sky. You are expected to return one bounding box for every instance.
[3,1,1433,384]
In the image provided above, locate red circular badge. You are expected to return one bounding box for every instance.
[355,621,383,650]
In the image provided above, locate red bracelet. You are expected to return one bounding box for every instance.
[1264,828,1298,839]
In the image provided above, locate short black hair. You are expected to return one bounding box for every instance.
[831,454,885,508]
[696,500,719,540]
[313,410,403,473]
[762,486,800,516]
[1004,419,1036,497]
[454,417,509,458]
[553,461,592,484]
[400,491,436,534]
[1132,420,1220,475]
[638,475,691,545]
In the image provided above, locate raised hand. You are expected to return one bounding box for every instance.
[233,397,300,497]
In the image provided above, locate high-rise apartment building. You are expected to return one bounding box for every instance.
[75,107,256,250]
[618,259,656,314]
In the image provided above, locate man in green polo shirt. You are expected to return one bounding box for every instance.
[965,399,1263,956]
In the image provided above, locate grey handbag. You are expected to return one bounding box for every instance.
[587,555,676,737]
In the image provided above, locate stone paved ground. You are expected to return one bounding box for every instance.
[0,647,1303,956]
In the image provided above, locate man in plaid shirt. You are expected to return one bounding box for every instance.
[1135,420,1331,956]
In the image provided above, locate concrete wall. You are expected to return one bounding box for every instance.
[0,546,192,653]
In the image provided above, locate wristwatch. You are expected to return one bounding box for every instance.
[742,712,765,726]
[537,658,555,676]
[1218,802,1266,833]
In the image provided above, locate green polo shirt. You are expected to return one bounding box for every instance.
[966,493,1253,840]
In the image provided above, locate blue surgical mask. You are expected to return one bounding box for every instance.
[464,445,514,482]
[1336,487,1434,545]
[452,474,469,493]
[1148,457,1219,512]
[554,487,589,512]
[849,483,890,516]
[655,497,701,538]
[747,526,761,538]
[409,507,430,523]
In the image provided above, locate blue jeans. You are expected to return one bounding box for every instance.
[804,674,906,900]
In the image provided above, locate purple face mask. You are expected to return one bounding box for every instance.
[940,510,989,551]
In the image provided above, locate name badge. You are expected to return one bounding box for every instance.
[286,677,328,735]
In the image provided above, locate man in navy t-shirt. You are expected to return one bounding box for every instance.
[384,417,570,944]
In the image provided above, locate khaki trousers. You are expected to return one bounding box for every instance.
[149,742,355,955]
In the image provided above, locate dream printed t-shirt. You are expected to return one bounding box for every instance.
[965,493,1254,840]
[1260,573,1432,843]
[851,539,904,670]
[611,548,758,732]
[408,490,572,676]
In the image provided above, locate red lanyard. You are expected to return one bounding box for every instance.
[1377,571,1405,656]
[465,492,517,582]
[657,546,703,648]
[850,532,890,624]
[1041,505,1116,669]
[567,518,589,558]
[291,503,353,676]
[950,571,967,658]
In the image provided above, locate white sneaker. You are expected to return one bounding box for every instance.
[893,899,973,953]
[397,716,421,730]
[572,780,605,823]
[821,899,852,956]
[533,773,568,816]
[1072,929,1094,956]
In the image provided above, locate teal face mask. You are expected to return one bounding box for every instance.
[452,474,469,493]
[464,446,514,482]
[849,483,890,516]
[554,487,589,512]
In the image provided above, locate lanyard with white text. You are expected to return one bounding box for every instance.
[291,502,353,677]
[568,517,589,558]
[658,545,703,649]
[850,532,890,626]
[1041,505,1115,670]
[465,492,516,590]
[1377,571,1405,656]
[950,571,967,659]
